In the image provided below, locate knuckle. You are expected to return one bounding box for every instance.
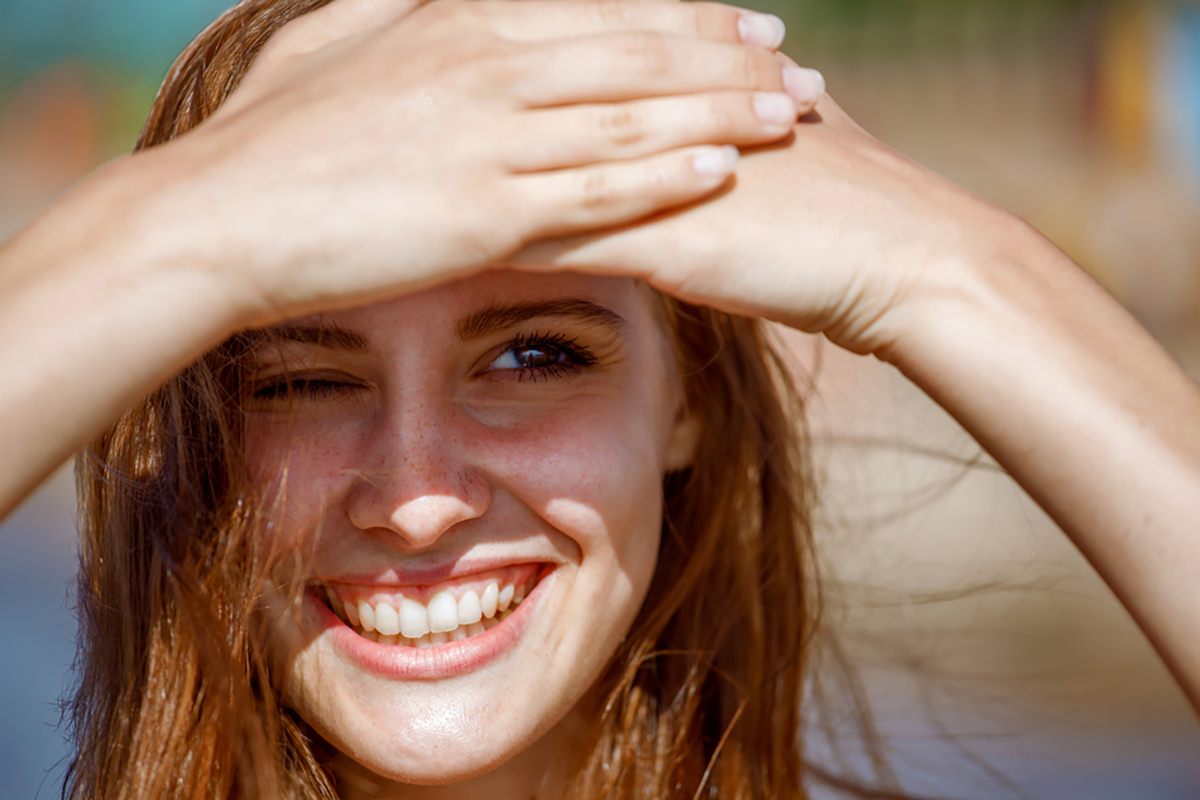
[691,3,734,40]
[580,169,615,210]
[736,49,777,89]
[259,19,310,59]
[457,40,524,96]
[706,96,736,131]
[599,105,645,147]
[738,49,760,85]
[647,163,673,192]
[424,1,471,28]
[625,33,672,78]
[594,1,637,29]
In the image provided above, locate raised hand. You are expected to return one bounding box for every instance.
[150,0,824,325]
[513,93,995,358]
[519,85,1200,712]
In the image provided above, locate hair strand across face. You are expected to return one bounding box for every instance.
[68,3,906,798]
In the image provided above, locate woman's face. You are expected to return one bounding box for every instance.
[244,272,697,788]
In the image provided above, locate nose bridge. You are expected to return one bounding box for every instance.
[384,392,450,476]
[347,389,487,545]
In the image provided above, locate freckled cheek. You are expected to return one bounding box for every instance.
[243,424,365,536]
[481,411,665,557]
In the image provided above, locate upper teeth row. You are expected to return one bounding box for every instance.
[338,580,526,639]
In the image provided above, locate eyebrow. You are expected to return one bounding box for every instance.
[251,299,623,353]
[454,299,625,340]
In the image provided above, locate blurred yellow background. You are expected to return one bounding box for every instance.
[2,0,1198,796]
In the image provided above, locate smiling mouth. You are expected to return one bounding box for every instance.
[315,565,545,648]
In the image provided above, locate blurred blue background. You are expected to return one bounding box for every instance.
[2,0,1200,798]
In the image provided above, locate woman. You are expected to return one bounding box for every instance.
[2,0,1198,797]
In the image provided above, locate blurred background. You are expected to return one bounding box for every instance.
[1,0,1199,797]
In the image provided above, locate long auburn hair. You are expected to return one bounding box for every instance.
[66,1,906,797]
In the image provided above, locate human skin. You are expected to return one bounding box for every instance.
[247,272,697,797]
[0,0,817,516]
[515,98,1200,710]
[3,0,1200,782]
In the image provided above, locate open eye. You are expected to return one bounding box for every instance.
[484,333,597,382]
[489,345,568,371]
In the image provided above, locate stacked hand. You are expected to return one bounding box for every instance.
[167,0,1008,361]
[150,0,825,324]
[516,97,1008,357]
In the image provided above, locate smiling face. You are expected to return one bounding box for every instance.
[243,272,698,792]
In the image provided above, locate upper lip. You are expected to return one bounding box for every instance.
[312,555,557,587]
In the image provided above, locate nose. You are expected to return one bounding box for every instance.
[344,397,489,549]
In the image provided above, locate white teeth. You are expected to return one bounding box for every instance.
[374,601,402,636]
[427,592,460,634]
[357,608,513,645]
[358,601,376,633]
[457,591,482,625]
[481,581,499,618]
[399,597,430,639]
[498,583,514,612]
[345,571,538,647]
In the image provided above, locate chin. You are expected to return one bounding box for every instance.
[332,701,541,786]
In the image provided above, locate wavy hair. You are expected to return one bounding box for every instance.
[66,1,905,797]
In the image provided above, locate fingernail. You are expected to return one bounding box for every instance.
[752,92,797,126]
[737,13,786,49]
[692,145,740,178]
[782,66,826,105]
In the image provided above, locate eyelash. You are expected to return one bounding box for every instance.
[251,377,352,402]
[486,331,599,383]
[250,332,598,400]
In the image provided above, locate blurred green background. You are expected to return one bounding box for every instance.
[2,0,1199,797]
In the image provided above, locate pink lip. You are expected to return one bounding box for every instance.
[317,556,553,587]
[311,565,552,680]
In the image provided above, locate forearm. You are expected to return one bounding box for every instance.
[884,215,1200,708]
[0,152,247,519]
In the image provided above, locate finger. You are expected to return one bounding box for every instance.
[773,51,828,111]
[475,1,786,50]
[505,92,798,172]
[510,34,792,107]
[513,145,740,240]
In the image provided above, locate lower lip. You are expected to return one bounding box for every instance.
[312,568,551,680]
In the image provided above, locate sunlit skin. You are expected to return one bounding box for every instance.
[7,3,1200,797]
[244,271,699,798]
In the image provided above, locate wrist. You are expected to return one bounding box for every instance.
[108,137,278,333]
[6,151,255,348]
[872,207,1070,376]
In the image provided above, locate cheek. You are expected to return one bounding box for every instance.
[243,420,365,545]
[479,401,666,604]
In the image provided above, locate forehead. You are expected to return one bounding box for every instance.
[295,272,654,342]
